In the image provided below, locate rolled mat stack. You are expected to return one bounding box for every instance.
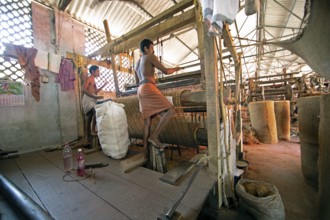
[297,96,320,190]
[248,101,278,144]
[274,101,291,141]
[319,93,330,219]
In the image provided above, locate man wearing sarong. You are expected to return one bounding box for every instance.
[135,39,181,158]
[82,65,108,145]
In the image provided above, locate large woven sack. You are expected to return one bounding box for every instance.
[236,179,285,220]
[274,101,290,141]
[248,101,278,144]
[319,93,330,219]
[95,101,129,159]
[297,96,320,190]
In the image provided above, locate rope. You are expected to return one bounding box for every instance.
[62,168,96,183]
[217,35,238,208]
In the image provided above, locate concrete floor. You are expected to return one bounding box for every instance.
[243,136,318,220]
[130,137,319,219]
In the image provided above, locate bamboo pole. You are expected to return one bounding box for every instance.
[103,20,120,95]
[195,0,206,89]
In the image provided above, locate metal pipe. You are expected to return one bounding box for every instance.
[0,174,54,220]
[164,160,204,219]
[255,77,297,84]
[251,91,286,97]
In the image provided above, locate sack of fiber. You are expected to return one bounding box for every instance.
[274,101,291,141]
[297,96,320,190]
[318,93,330,220]
[235,179,285,220]
[248,101,278,144]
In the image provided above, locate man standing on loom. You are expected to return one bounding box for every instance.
[135,39,181,158]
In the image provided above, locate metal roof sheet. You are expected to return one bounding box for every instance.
[35,0,313,81]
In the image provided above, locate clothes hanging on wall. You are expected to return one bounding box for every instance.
[55,58,75,91]
[48,53,62,73]
[34,50,49,70]
[13,45,40,101]
[201,0,239,35]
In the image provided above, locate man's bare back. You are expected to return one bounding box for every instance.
[135,52,177,85]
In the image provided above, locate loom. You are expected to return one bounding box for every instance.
[114,89,210,148]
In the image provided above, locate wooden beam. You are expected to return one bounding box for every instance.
[157,70,201,83]
[204,36,220,177]
[90,0,194,57]
[66,52,112,69]
[95,8,196,56]
[120,153,147,173]
[195,0,206,89]
[222,23,239,63]
[103,20,120,95]
[121,78,200,96]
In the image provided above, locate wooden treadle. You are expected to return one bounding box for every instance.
[120,152,147,173]
[159,160,193,185]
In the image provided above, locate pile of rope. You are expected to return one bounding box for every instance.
[243,124,260,145]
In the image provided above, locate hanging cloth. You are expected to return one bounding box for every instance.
[13,45,41,101]
[201,0,239,35]
[55,58,75,91]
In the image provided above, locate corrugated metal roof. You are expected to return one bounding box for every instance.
[35,0,313,81]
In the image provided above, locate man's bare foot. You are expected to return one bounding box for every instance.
[148,138,164,149]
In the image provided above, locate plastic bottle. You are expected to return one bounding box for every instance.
[77,148,85,177]
[62,143,73,172]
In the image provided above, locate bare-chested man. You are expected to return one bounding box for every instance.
[82,65,108,144]
[135,39,180,157]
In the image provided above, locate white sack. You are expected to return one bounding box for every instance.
[95,101,129,159]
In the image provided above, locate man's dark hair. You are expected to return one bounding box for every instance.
[140,39,153,53]
[89,65,99,75]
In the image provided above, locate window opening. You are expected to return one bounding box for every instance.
[0,0,33,82]
[84,27,135,93]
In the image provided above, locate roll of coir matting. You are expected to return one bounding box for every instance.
[114,90,201,148]
[319,93,330,220]
[297,96,320,190]
[248,101,278,144]
[274,100,291,141]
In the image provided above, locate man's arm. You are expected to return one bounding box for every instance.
[134,59,141,85]
[95,81,108,94]
[134,70,140,85]
[150,54,180,75]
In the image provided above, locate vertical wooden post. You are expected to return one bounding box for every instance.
[203,25,222,206]
[103,20,120,95]
[235,54,243,159]
[195,1,206,89]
